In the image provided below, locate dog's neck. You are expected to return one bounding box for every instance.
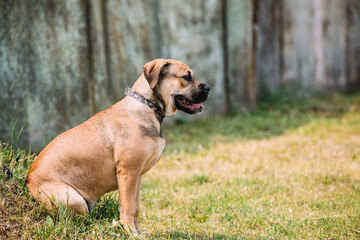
[130,75,153,99]
[125,88,164,123]
[128,75,166,123]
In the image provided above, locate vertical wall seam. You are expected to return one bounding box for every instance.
[248,0,258,111]
[313,0,324,86]
[101,0,115,102]
[84,0,96,115]
[220,0,231,114]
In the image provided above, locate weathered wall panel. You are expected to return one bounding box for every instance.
[263,0,360,92]
[288,0,316,87]
[103,0,225,115]
[0,0,90,150]
[87,0,111,113]
[1,0,360,151]
[322,0,347,89]
[0,1,30,147]
[227,0,252,108]
[345,0,360,89]
[257,0,313,94]
[27,0,89,148]
[156,0,225,116]
[256,0,283,92]
[102,0,155,111]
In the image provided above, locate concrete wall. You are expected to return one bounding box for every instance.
[0,0,90,149]
[1,0,359,151]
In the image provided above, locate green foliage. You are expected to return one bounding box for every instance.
[89,193,121,221]
[185,174,211,186]
[164,92,359,154]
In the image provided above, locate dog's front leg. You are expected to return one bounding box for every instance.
[117,171,140,235]
[135,176,142,233]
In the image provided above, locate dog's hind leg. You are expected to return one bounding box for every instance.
[29,182,89,214]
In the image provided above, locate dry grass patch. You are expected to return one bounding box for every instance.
[141,109,360,238]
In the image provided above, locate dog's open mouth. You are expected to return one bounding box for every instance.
[174,95,204,114]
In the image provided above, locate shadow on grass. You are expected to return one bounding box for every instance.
[151,231,246,240]
[163,93,360,154]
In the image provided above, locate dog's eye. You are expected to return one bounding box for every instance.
[182,74,192,82]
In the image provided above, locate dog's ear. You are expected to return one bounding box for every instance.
[143,59,170,89]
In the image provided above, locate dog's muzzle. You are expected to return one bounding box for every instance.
[174,84,210,114]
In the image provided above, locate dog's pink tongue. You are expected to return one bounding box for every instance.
[190,103,204,110]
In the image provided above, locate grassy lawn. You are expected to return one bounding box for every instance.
[1,93,360,239]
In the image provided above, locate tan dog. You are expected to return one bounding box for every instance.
[26,59,210,235]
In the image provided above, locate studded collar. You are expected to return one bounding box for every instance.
[124,87,165,123]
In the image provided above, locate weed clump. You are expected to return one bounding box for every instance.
[0,177,49,239]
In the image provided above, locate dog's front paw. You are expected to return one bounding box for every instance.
[113,219,141,237]
[120,219,142,237]
[135,218,147,236]
[125,225,139,236]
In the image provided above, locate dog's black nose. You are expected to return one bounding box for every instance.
[201,84,211,93]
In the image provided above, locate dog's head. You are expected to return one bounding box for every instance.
[143,59,210,116]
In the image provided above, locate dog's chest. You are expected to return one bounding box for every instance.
[142,138,165,174]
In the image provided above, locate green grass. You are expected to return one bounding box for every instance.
[1,93,360,239]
